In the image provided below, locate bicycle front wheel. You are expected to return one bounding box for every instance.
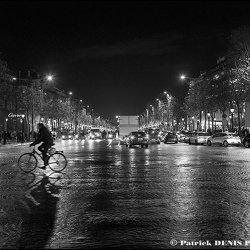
[48,152,67,172]
[18,153,37,173]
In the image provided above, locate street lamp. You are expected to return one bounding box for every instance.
[146,109,149,127]
[207,112,211,132]
[21,114,25,143]
[192,116,195,131]
[230,108,235,132]
[214,118,217,132]
[46,75,53,81]
[5,118,8,131]
[180,75,197,81]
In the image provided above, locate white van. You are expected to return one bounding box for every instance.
[89,128,102,139]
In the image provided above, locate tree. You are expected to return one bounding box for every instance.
[226,25,250,131]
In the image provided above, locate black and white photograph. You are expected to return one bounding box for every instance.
[1,1,250,249]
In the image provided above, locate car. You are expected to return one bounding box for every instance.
[107,131,115,139]
[125,131,149,148]
[119,135,128,145]
[74,131,86,140]
[178,133,186,142]
[207,132,242,147]
[159,131,167,142]
[89,128,102,140]
[51,131,57,140]
[242,134,250,148]
[189,132,210,145]
[164,132,178,144]
[148,131,161,144]
[183,131,192,143]
[61,131,75,140]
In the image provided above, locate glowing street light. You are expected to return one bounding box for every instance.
[180,75,197,81]
[230,108,235,131]
[46,75,53,81]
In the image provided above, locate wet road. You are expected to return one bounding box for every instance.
[4,139,250,248]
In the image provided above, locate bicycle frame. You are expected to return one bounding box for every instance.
[31,146,44,161]
[31,146,64,158]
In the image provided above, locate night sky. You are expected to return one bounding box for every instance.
[1,1,250,119]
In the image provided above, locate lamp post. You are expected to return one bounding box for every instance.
[116,115,120,138]
[21,115,25,143]
[214,118,217,132]
[192,116,195,131]
[5,118,8,131]
[146,109,149,127]
[207,112,211,132]
[230,108,235,132]
[182,118,184,130]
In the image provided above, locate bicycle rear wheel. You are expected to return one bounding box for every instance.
[48,152,67,172]
[18,153,37,173]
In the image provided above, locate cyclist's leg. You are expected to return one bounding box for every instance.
[38,143,48,166]
[43,144,51,165]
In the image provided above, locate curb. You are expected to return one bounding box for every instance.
[0,142,30,148]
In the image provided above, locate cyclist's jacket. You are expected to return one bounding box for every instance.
[32,126,54,146]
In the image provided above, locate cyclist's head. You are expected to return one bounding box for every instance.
[37,123,45,129]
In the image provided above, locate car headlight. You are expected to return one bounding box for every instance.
[62,135,65,138]
[75,135,78,138]
[130,136,135,139]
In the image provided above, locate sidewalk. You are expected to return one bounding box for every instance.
[0,140,30,148]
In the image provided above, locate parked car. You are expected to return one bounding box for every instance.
[175,131,186,142]
[125,131,149,148]
[242,134,250,148]
[159,130,167,142]
[164,132,178,144]
[207,132,241,147]
[189,132,210,145]
[183,131,192,143]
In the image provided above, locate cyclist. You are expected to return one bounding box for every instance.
[30,123,54,170]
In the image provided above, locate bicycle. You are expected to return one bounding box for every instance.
[17,146,67,173]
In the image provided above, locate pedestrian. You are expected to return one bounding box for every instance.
[102,130,107,140]
[25,132,28,141]
[3,131,7,145]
